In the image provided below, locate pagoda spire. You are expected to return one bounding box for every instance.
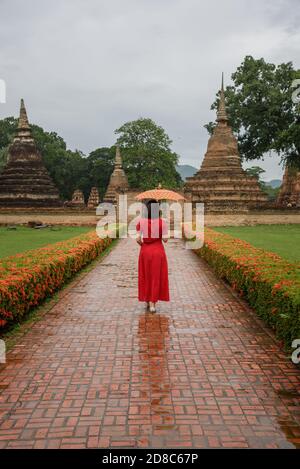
[14,99,34,143]
[18,99,30,129]
[103,144,129,203]
[114,144,123,169]
[216,73,228,124]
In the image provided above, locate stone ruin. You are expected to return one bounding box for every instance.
[277,167,300,208]
[0,99,62,208]
[103,145,129,204]
[184,76,268,212]
[87,186,100,209]
[68,189,86,208]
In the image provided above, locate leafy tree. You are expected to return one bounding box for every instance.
[0,146,8,172]
[86,147,115,198]
[205,56,300,169]
[0,117,18,171]
[245,166,266,180]
[263,185,280,201]
[43,148,89,200]
[245,165,281,201]
[115,118,182,189]
[0,117,17,148]
[245,165,267,192]
[32,125,89,200]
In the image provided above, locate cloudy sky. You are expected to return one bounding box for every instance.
[0,0,299,180]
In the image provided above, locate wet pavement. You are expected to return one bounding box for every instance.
[0,238,299,448]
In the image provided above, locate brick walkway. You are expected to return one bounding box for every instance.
[0,238,299,449]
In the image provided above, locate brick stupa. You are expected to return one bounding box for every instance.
[0,99,61,207]
[103,145,129,203]
[69,189,85,208]
[277,167,300,208]
[184,76,267,211]
[87,186,100,208]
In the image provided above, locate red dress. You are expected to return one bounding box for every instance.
[136,218,170,303]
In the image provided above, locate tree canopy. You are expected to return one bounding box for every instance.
[244,166,266,180]
[245,165,280,201]
[115,118,182,189]
[85,147,115,198]
[205,56,300,169]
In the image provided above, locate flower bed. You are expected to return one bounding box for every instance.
[0,231,112,328]
[186,226,300,348]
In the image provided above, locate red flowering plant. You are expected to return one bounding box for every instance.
[184,225,300,349]
[0,231,112,329]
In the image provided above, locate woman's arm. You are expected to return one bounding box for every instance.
[136,221,143,245]
[136,234,143,246]
[162,218,168,243]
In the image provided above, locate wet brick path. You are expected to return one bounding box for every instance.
[0,238,299,448]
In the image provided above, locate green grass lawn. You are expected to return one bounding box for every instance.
[0,226,93,258]
[213,224,300,262]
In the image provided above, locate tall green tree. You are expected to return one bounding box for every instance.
[86,147,115,198]
[245,166,266,180]
[0,117,18,171]
[0,117,17,148]
[205,56,300,168]
[245,166,281,201]
[115,118,182,189]
[31,124,90,200]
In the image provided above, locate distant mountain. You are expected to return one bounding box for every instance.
[176,164,197,180]
[264,179,282,188]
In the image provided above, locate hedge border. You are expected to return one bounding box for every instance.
[186,226,300,349]
[0,231,113,328]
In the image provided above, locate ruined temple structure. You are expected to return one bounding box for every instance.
[184,76,267,211]
[277,166,300,208]
[0,99,62,207]
[103,145,129,204]
[87,186,100,209]
[69,189,85,208]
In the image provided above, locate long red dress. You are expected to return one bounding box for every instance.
[136,217,170,303]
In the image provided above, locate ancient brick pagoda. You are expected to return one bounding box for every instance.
[0,99,61,207]
[69,189,85,208]
[277,167,300,208]
[184,76,267,211]
[103,145,129,203]
[87,186,100,209]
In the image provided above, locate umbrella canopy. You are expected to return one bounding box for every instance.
[135,189,185,201]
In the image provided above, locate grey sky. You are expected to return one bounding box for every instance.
[1,0,299,180]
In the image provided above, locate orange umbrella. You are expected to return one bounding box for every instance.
[135,188,185,201]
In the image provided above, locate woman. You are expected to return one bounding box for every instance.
[136,199,170,313]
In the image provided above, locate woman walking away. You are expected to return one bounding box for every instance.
[136,199,170,313]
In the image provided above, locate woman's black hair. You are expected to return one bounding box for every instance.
[145,199,160,219]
